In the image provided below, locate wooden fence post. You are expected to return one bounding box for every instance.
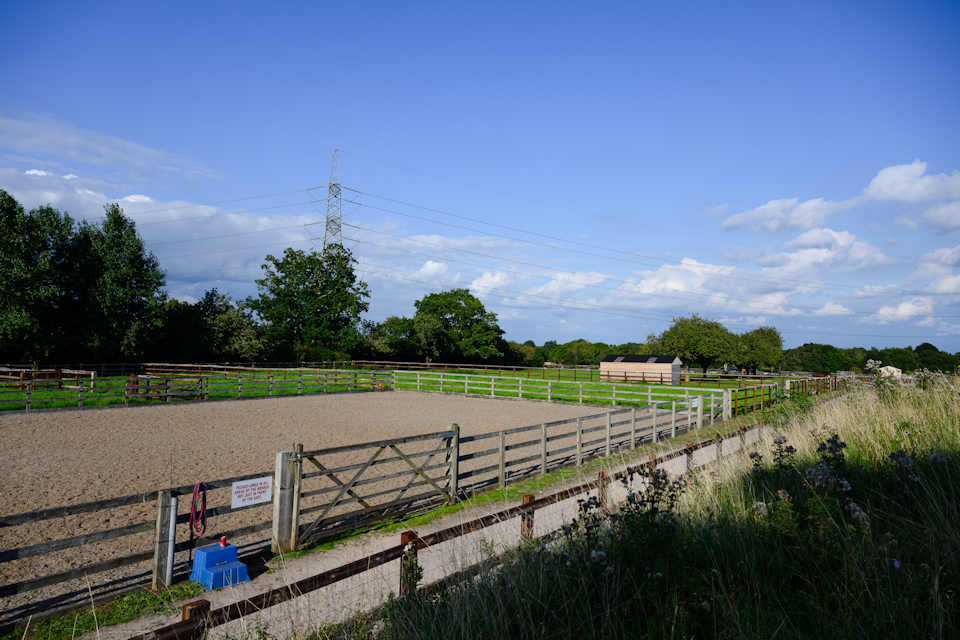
[697,397,703,430]
[78,388,84,408]
[152,490,177,589]
[547,380,552,402]
[722,389,732,420]
[24,383,31,413]
[630,407,637,448]
[650,403,658,443]
[449,424,460,501]
[297,373,303,395]
[269,376,274,397]
[440,372,445,393]
[612,384,617,406]
[237,376,242,399]
[540,423,548,475]
[576,417,583,466]
[579,382,583,405]
[490,375,495,397]
[605,412,612,455]
[272,449,300,553]
[598,471,610,514]
[521,495,535,540]
[498,430,506,488]
[399,530,419,597]
[671,400,677,437]
[165,378,171,404]
[518,378,523,399]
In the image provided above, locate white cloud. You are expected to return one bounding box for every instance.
[916,316,935,327]
[894,215,918,229]
[758,228,893,273]
[528,271,610,296]
[722,197,854,232]
[415,260,449,279]
[814,302,854,316]
[121,194,153,203]
[0,115,212,178]
[470,271,509,296]
[24,168,52,176]
[62,173,78,180]
[928,274,960,294]
[923,201,960,231]
[854,284,900,298]
[623,258,735,296]
[865,160,960,203]
[936,322,960,336]
[864,297,934,324]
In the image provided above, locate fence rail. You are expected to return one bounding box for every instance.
[132,420,770,640]
[0,375,843,624]
[0,369,393,413]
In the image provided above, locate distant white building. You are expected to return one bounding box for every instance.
[600,355,682,384]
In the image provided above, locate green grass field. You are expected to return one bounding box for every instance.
[0,370,388,412]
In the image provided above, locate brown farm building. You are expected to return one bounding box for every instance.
[600,355,683,384]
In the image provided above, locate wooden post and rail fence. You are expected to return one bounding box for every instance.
[134,420,771,640]
[0,371,844,625]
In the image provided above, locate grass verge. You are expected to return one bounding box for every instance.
[316,377,958,639]
[1,582,205,640]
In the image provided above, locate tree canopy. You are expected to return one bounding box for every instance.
[247,244,369,361]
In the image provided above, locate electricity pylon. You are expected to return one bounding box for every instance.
[322,148,342,249]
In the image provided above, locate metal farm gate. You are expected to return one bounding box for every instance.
[273,429,459,552]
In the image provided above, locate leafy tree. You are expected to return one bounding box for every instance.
[365,316,419,361]
[781,343,853,373]
[656,315,737,372]
[74,204,166,360]
[913,342,956,372]
[248,244,370,361]
[0,192,76,362]
[739,327,784,370]
[412,289,505,363]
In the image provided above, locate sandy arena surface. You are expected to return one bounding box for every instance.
[0,391,600,621]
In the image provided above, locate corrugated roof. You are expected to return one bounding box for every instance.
[601,354,678,364]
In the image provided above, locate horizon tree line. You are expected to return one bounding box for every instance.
[1,190,956,374]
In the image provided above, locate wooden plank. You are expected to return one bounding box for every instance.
[0,549,155,597]
[300,430,454,457]
[303,456,372,510]
[0,519,154,563]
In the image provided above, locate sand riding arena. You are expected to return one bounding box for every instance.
[0,390,605,622]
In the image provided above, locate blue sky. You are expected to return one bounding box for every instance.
[2,1,960,350]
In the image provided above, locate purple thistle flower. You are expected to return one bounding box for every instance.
[893,558,901,569]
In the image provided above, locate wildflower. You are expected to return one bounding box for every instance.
[893,558,901,570]
[655,572,663,578]
[776,489,791,502]
[889,450,914,471]
[590,550,607,563]
[929,452,949,463]
[805,462,851,493]
[604,566,615,575]
[844,500,870,529]
[752,501,769,517]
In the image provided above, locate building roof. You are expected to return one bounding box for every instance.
[601,354,680,364]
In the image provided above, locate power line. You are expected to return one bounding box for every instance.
[340,220,960,319]
[341,185,913,295]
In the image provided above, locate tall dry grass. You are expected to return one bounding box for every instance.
[314,379,959,639]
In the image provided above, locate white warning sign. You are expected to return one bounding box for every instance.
[231,476,273,509]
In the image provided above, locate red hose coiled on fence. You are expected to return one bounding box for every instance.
[190,482,207,536]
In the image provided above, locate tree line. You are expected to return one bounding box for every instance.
[2,190,956,373]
